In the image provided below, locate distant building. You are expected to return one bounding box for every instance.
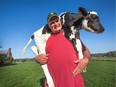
[0,48,13,65]
[0,48,12,58]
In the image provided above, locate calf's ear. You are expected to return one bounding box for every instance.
[78,7,88,17]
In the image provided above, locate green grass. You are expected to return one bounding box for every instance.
[0,62,45,87]
[0,61,115,87]
[82,61,115,87]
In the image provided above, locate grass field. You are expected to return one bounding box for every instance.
[0,60,115,87]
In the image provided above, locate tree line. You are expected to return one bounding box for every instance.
[0,50,115,66]
[91,51,116,58]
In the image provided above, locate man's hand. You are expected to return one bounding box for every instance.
[73,57,89,76]
[35,54,49,64]
[73,47,90,76]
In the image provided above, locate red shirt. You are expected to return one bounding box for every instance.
[46,32,84,87]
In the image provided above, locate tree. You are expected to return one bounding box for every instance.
[0,40,2,48]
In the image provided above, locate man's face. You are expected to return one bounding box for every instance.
[48,17,62,33]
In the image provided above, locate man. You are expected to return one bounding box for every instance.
[35,12,90,87]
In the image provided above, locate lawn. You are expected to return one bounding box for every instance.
[0,60,115,87]
[82,61,115,87]
[0,62,45,87]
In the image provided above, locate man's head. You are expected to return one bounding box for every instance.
[47,12,62,33]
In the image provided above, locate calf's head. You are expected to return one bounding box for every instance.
[78,7,104,33]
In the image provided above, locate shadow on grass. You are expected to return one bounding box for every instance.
[40,77,48,87]
[0,63,17,67]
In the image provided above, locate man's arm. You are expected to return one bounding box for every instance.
[83,47,90,59]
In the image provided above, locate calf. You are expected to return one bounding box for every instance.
[23,7,104,87]
[60,7,104,58]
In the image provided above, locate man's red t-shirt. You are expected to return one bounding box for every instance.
[45,32,85,87]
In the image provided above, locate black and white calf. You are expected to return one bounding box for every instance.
[59,7,104,57]
[23,7,104,87]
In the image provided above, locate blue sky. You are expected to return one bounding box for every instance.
[0,0,115,58]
